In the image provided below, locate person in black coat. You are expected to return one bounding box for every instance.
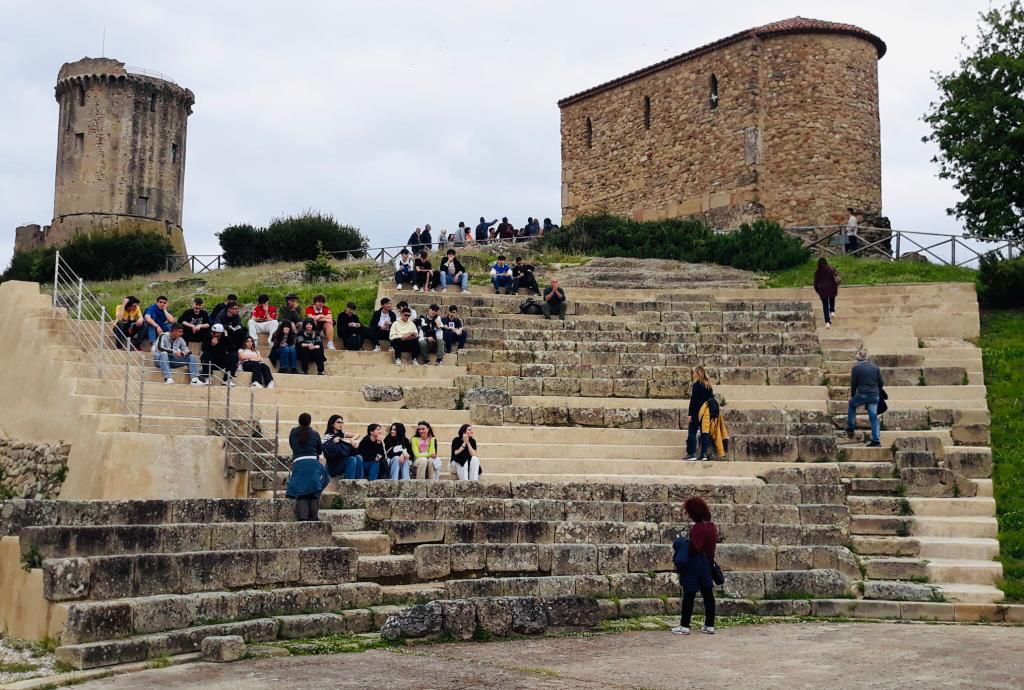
[684,366,715,461]
[200,324,238,384]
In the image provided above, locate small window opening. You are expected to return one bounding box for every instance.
[74,133,84,153]
[709,74,719,109]
[643,96,651,129]
[171,143,179,164]
[150,93,157,112]
[134,196,149,216]
[585,117,593,148]
[77,85,85,107]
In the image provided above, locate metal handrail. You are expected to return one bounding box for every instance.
[51,251,287,496]
[125,65,178,84]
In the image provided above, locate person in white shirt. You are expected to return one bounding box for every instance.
[394,249,415,289]
[154,324,204,385]
[416,304,446,365]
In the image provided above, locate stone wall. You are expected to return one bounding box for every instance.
[0,440,69,500]
[559,29,882,228]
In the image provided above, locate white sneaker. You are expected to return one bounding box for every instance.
[190,378,204,386]
[462,289,470,294]
[413,286,419,291]
[252,382,262,388]
[225,379,236,387]
[327,341,336,350]
[164,377,174,385]
[701,626,715,635]
[441,288,448,293]
[395,358,401,366]
[671,626,690,635]
[825,322,831,329]
[831,309,837,315]
[413,359,421,366]
[373,345,381,352]
[266,381,275,389]
[396,284,403,291]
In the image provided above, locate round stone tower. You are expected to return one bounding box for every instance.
[46,57,194,253]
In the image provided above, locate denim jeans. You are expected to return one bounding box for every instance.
[344,455,365,480]
[492,275,513,290]
[276,345,298,370]
[443,330,467,352]
[154,351,199,379]
[440,272,469,289]
[847,392,881,443]
[389,457,411,480]
[685,417,710,458]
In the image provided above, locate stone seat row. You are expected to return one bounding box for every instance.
[472,330,822,351]
[42,546,359,603]
[467,343,822,363]
[461,360,825,383]
[19,521,335,560]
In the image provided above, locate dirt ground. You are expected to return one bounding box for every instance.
[71,623,1024,689]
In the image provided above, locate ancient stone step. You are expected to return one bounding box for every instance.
[862,557,929,581]
[861,580,939,602]
[318,509,367,531]
[357,554,417,582]
[916,537,1000,561]
[851,536,921,557]
[837,462,895,479]
[333,531,392,555]
[850,515,913,537]
[926,559,1003,586]
[846,478,903,496]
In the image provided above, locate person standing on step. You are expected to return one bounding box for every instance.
[542,278,567,320]
[200,324,238,385]
[296,318,327,375]
[672,496,717,635]
[439,248,470,293]
[338,302,365,351]
[407,227,426,254]
[475,217,497,242]
[450,423,481,481]
[684,366,715,461]
[305,294,336,350]
[390,307,422,366]
[411,421,441,479]
[385,422,414,480]
[490,255,514,294]
[238,336,275,388]
[323,414,364,481]
[286,412,329,521]
[847,349,884,448]
[394,248,415,290]
[512,256,541,295]
[248,294,279,343]
[269,322,299,374]
[154,323,204,385]
[414,251,436,292]
[357,423,388,481]
[813,258,839,329]
[366,298,395,352]
[178,297,211,352]
[441,305,468,353]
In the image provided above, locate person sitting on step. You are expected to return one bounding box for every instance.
[542,278,567,320]
[414,251,437,292]
[278,293,304,330]
[511,256,540,295]
[209,293,237,323]
[411,421,441,479]
[238,336,274,388]
[200,324,238,386]
[269,322,298,374]
[450,424,481,481]
[305,294,336,350]
[385,422,414,480]
[394,248,415,290]
[441,305,468,353]
[490,255,514,294]
[113,295,145,350]
[356,423,388,481]
[395,300,417,320]
[248,293,279,343]
[296,318,327,375]
[178,297,211,352]
[154,323,204,385]
[416,304,445,365]
[143,295,176,346]
[365,298,395,353]
[323,414,364,481]
[439,248,470,293]
[338,302,365,351]
[846,349,884,448]
[389,307,423,366]
[214,300,246,351]
[285,412,329,522]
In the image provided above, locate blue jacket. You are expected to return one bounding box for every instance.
[679,552,713,593]
[285,457,330,498]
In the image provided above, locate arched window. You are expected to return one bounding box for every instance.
[709,74,719,110]
[585,117,593,148]
[77,84,85,107]
[643,96,651,129]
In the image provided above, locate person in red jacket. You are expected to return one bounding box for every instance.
[248,293,279,342]
[813,257,840,329]
[673,496,718,635]
[305,294,336,350]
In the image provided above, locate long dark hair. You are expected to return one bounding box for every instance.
[273,322,293,346]
[815,257,832,276]
[325,414,343,437]
[683,496,712,523]
[390,422,407,441]
[297,412,312,445]
[416,420,435,438]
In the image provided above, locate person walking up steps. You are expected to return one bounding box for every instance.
[813,257,840,329]
[847,349,884,448]
[684,367,714,461]
[672,497,718,635]
[285,413,329,522]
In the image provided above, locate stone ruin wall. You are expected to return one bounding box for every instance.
[560,32,882,229]
[0,439,69,500]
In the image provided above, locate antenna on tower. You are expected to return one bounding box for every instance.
[101,26,106,57]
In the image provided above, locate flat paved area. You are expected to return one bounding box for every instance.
[74,623,1024,689]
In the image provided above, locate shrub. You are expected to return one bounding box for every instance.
[217,211,369,266]
[977,253,1024,308]
[304,243,341,282]
[537,214,807,272]
[2,229,174,283]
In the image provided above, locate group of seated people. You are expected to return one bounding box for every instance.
[394,248,543,296]
[405,216,559,253]
[111,291,472,385]
[287,415,482,520]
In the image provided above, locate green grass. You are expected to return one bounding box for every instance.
[979,309,1024,602]
[764,256,978,288]
[268,633,394,656]
[0,660,41,673]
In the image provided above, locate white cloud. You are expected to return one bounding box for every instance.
[0,0,995,267]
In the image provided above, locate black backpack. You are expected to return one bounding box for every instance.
[519,298,543,316]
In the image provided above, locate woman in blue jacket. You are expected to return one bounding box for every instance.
[285,412,329,521]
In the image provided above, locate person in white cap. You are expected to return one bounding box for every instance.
[200,323,238,386]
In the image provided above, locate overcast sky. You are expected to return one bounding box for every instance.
[0,0,997,268]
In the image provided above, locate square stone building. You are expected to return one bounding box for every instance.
[558,17,886,228]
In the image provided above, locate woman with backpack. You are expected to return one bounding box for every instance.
[285,413,329,521]
[813,257,840,329]
[673,496,718,635]
[323,414,363,480]
[684,367,714,461]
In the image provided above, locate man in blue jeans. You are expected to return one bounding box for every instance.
[847,349,884,447]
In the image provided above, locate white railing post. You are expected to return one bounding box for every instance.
[97,306,106,378]
[52,251,61,313]
[76,278,84,320]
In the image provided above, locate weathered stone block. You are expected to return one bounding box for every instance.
[543,595,601,628]
[605,408,642,429]
[486,544,539,572]
[464,387,512,407]
[297,548,357,585]
[380,601,442,640]
[439,599,477,640]
[415,544,451,580]
[627,544,673,573]
[475,597,513,636]
[550,544,599,576]
[642,408,681,429]
[200,635,246,663]
[43,557,91,601]
[255,549,299,586]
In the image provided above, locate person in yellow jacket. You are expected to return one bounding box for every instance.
[411,420,442,479]
[697,400,730,460]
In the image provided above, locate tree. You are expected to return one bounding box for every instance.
[923,1,1024,241]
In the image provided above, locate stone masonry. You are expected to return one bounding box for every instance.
[558,17,885,228]
[0,440,69,500]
